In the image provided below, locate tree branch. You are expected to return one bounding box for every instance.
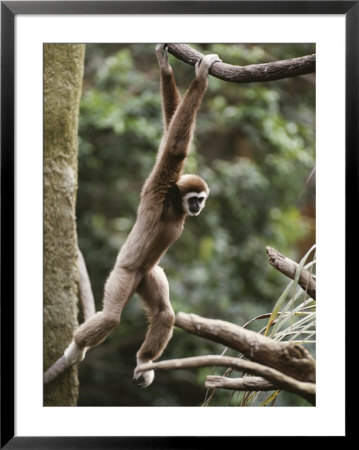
[206,375,275,392]
[136,355,315,405]
[266,246,316,299]
[175,312,315,383]
[44,249,96,386]
[78,249,96,321]
[167,44,316,83]
[44,355,73,387]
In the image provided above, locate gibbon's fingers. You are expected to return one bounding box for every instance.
[155,43,166,61]
[195,53,222,78]
[155,43,170,72]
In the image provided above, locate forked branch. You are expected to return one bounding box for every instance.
[175,312,315,383]
[136,355,315,405]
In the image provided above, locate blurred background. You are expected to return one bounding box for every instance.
[76,43,315,406]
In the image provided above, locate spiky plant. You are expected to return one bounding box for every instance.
[203,245,316,407]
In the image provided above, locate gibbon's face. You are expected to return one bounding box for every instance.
[182,191,208,216]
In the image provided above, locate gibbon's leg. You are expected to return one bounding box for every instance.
[155,44,182,129]
[64,267,142,363]
[133,265,175,387]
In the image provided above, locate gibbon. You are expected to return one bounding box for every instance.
[64,44,220,387]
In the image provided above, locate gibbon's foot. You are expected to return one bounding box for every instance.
[64,340,88,364]
[155,43,171,74]
[133,358,155,388]
[195,53,221,78]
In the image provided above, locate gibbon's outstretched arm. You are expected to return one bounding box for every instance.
[142,47,221,199]
[64,46,218,389]
[156,44,182,129]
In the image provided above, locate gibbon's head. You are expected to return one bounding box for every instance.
[177,174,210,217]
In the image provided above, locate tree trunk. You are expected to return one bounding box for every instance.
[43,44,85,406]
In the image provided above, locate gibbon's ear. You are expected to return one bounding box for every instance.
[177,174,210,197]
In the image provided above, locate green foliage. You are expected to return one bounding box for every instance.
[77,43,315,407]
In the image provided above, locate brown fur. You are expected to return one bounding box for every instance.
[72,46,216,386]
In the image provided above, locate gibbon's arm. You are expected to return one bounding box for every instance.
[156,44,182,130]
[143,52,219,200]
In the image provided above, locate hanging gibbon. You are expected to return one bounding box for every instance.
[64,44,220,387]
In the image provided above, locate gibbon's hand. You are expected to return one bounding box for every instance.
[195,53,222,78]
[156,43,171,74]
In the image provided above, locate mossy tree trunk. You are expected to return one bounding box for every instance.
[43,44,85,406]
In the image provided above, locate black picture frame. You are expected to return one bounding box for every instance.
[1,1,353,447]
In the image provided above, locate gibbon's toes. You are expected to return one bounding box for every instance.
[64,341,88,364]
[196,53,221,77]
[133,358,155,388]
[133,368,155,388]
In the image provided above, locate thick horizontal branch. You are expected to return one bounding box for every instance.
[175,312,315,383]
[167,44,316,83]
[266,246,316,299]
[136,355,315,405]
[206,375,275,392]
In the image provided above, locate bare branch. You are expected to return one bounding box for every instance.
[206,375,275,392]
[136,355,315,404]
[175,312,315,383]
[43,355,74,387]
[44,249,96,386]
[167,44,316,83]
[266,246,316,299]
[78,249,96,321]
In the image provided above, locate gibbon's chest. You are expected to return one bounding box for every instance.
[159,216,185,244]
[147,216,184,258]
[142,215,179,259]
[117,214,185,272]
[130,216,185,273]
